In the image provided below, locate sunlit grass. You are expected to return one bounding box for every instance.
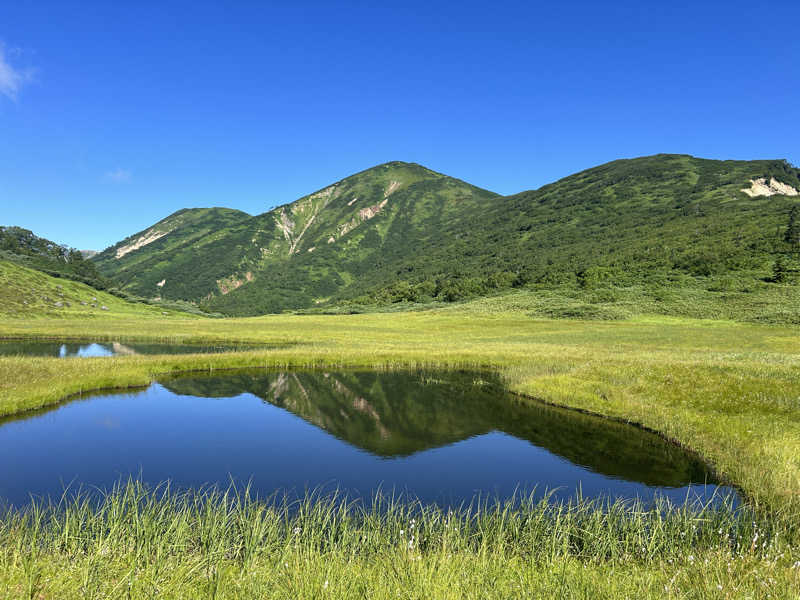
[0,481,797,599]
[1,302,800,597]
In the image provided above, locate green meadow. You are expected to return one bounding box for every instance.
[1,292,799,597]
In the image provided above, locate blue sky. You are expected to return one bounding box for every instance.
[2,1,799,250]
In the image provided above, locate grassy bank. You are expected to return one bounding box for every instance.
[1,482,796,600]
[1,303,799,597]
[0,259,193,319]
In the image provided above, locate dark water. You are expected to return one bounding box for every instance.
[0,340,264,357]
[0,370,737,508]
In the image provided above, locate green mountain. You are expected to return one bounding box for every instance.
[340,155,800,302]
[0,226,108,289]
[92,207,252,298]
[93,155,800,317]
[94,162,498,313]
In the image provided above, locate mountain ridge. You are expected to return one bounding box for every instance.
[88,154,800,317]
[93,161,500,311]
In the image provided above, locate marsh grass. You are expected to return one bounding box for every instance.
[1,306,800,596]
[0,480,797,599]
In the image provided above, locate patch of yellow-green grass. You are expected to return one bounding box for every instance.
[0,260,190,319]
[1,482,796,600]
[5,551,796,600]
[1,306,800,598]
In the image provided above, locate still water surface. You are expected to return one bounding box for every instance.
[0,340,263,357]
[0,370,736,507]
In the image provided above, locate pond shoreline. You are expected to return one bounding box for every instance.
[0,368,733,509]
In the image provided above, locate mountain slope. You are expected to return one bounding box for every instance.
[94,155,800,317]
[95,162,499,313]
[0,260,187,319]
[0,226,108,289]
[93,207,252,299]
[331,155,800,305]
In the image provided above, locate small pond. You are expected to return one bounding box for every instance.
[0,370,737,508]
[0,340,265,358]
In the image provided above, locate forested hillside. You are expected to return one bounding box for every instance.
[91,155,800,319]
[94,162,499,313]
[0,226,108,289]
[92,207,252,296]
[339,155,800,304]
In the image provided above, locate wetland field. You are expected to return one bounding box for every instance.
[1,299,799,598]
[5,2,800,595]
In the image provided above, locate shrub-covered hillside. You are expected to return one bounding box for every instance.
[92,155,800,318]
[336,155,800,310]
[0,226,108,289]
[94,162,499,313]
[92,207,253,297]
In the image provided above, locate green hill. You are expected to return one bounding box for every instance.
[0,226,108,289]
[94,162,498,313]
[341,155,800,306]
[0,260,187,319]
[92,207,252,297]
[92,155,800,319]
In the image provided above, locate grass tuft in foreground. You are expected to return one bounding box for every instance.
[1,480,798,599]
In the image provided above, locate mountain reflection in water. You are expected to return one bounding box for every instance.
[160,370,714,488]
[0,369,731,508]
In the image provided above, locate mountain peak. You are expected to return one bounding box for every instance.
[91,154,800,317]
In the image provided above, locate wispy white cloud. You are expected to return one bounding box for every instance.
[0,43,34,100]
[105,168,133,183]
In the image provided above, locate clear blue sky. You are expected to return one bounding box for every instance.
[2,1,799,250]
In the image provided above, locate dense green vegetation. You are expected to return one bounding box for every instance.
[3,481,793,599]
[89,155,800,320]
[340,156,800,316]
[93,162,499,314]
[92,207,252,299]
[0,225,108,289]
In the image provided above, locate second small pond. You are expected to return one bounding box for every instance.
[0,340,266,358]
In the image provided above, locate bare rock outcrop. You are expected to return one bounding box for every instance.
[741,177,799,198]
